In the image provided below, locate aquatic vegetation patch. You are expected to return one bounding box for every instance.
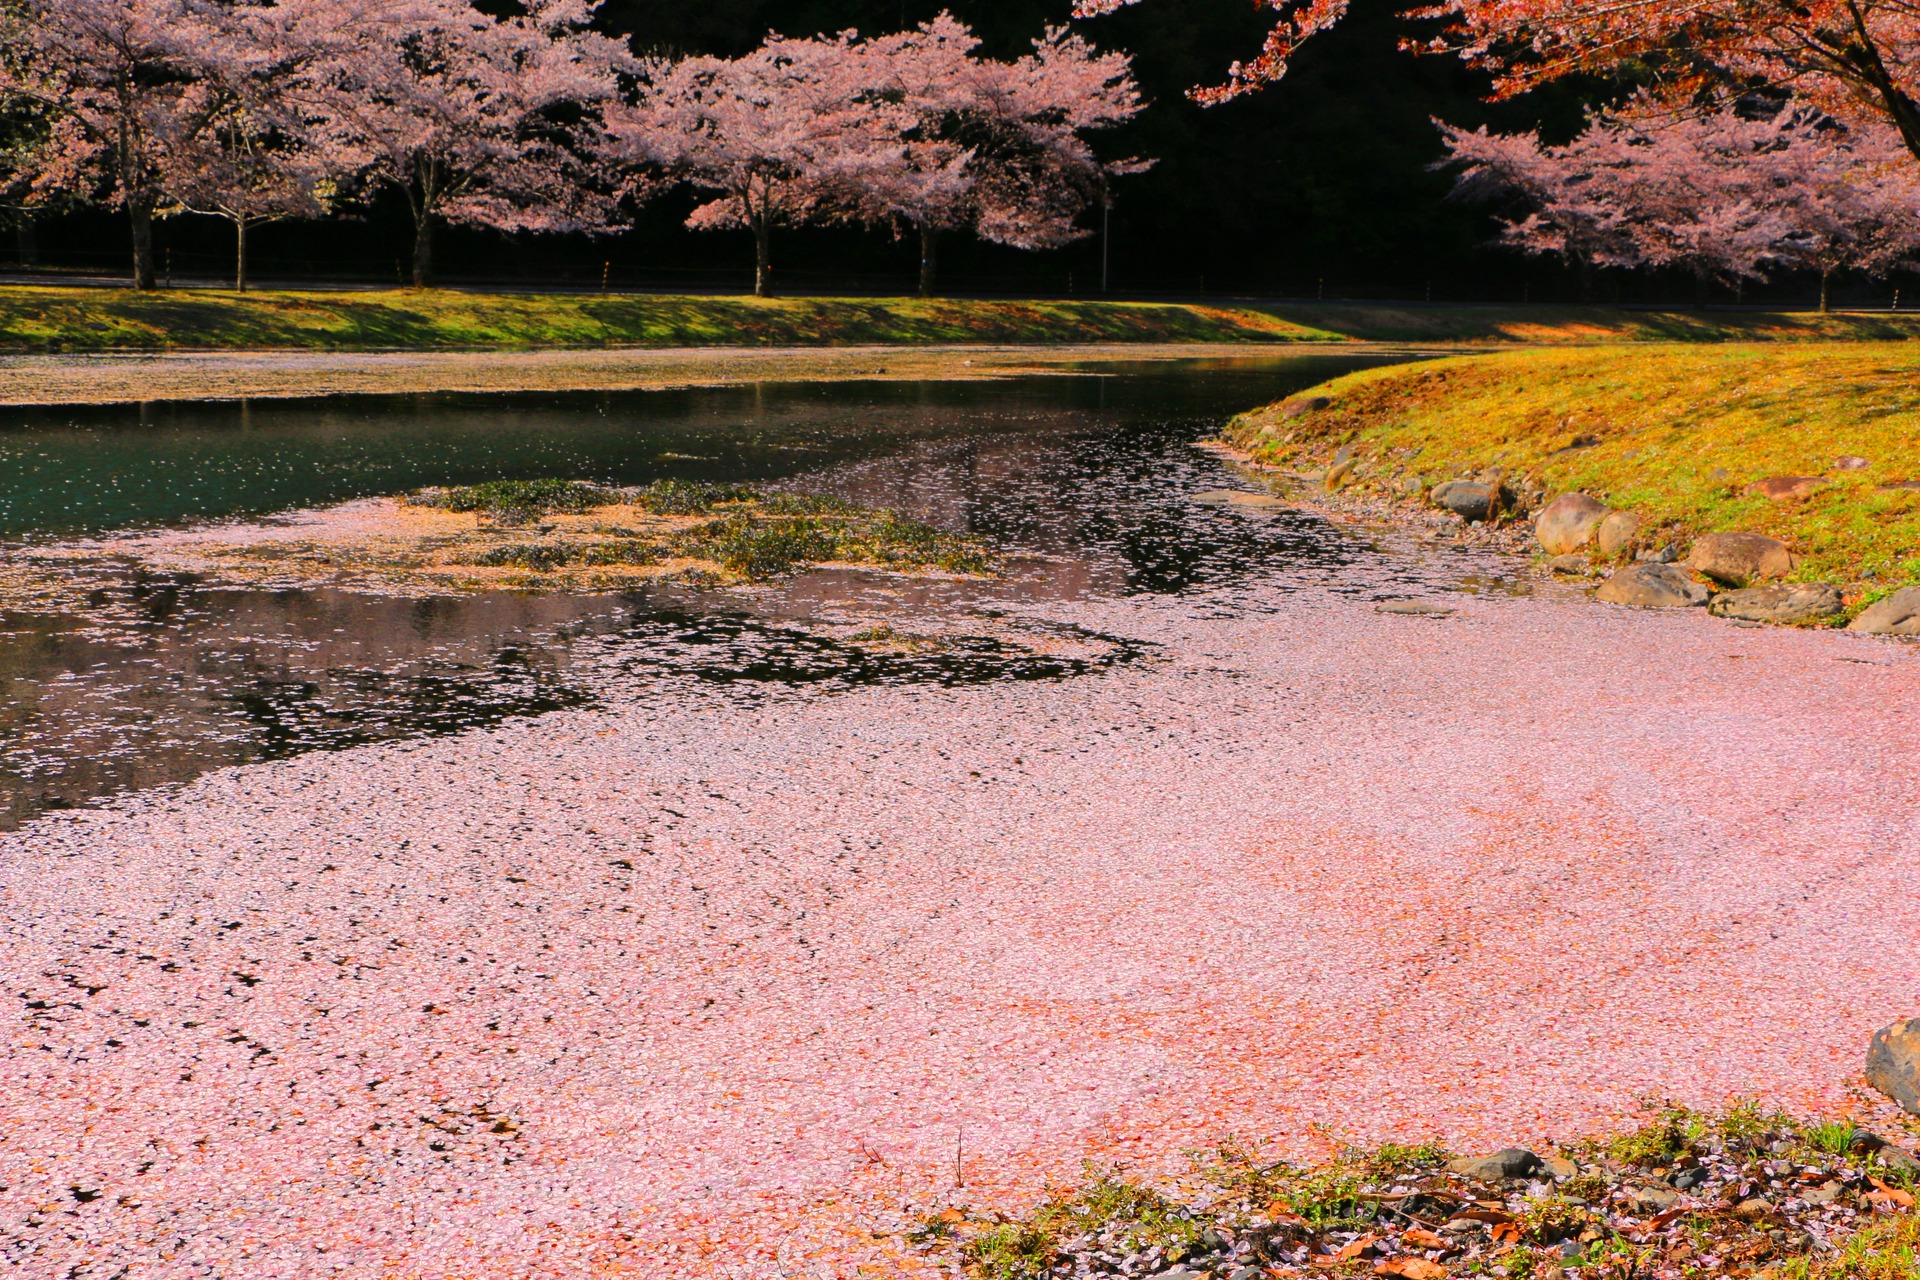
[411,479,619,522]
[631,479,759,516]
[467,541,668,570]
[676,508,992,579]
[22,481,999,603]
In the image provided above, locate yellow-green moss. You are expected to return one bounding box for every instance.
[1224,343,1920,592]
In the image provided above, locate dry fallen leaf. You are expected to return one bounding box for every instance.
[1399,1227,1448,1251]
[1489,1221,1523,1245]
[1334,1234,1383,1262]
[1375,1258,1448,1280]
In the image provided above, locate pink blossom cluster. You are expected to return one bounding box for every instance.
[1440,103,1920,304]
[0,2,1146,295]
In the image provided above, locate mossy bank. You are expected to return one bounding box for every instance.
[1223,344,1920,621]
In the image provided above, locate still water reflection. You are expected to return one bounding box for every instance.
[0,354,1439,827]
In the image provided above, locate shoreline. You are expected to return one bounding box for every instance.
[1214,346,1920,632]
[0,341,1416,407]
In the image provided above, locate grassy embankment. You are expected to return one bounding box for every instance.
[0,287,1328,350]
[11,288,1920,351]
[1223,344,1920,599]
[1249,302,1920,346]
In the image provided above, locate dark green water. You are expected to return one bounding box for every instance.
[0,356,1386,538]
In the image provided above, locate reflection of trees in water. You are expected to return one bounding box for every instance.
[0,586,618,831]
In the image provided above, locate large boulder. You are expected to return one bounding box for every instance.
[1685,532,1800,586]
[1431,480,1496,522]
[1867,1019,1920,1116]
[1746,475,1827,502]
[1535,493,1610,554]
[1597,511,1641,557]
[1849,586,1920,635]
[1708,583,1843,626]
[1595,562,1709,608]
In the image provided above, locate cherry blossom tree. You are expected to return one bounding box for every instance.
[1442,105,1920,307]
[160,105,324,292]
[862,15,1149,296]
[611,32,905,298]
[1077,0,1920,177]
[0,0,231,289]
[298,0,630,288]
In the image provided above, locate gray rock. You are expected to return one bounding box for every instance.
[1597,511,1641,557]
[1866,1017,1920,1115]
[1156,1270,1205,1280]
[1629,1185,1681,1212]
[1708,582,1843,626]
[1835,455,1872,471]
[1447,1148,1542,1180]
[1396,474,1427,496]
[1804,1182,1844,1205]
[1547,554,1593,576]
[1637,543,1681,564]
[1376,600,1456,617]
[1848,586,1920,635]
[1595,562,1710,608]
[1542,1155,1579,1180]
[1431,480,1496,522]
[1879,480,1920,493]
[1281,396,1333,418]
[1686,531,1799,586]
[1535,492,1611,554]
[1879,1144,1920,1174]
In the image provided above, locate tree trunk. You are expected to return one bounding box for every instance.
[235,216,248,293]
[754,217,771,298]
[1820,267,1831,313]
[412,211,434,288]
[919,225,938,299]
[129,200,156,291]
[16,211,36,268]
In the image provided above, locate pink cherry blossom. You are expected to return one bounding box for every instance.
[1441,103,1920,304]
[292,0,632,287]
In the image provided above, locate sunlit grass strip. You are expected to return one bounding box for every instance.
[0,287,1329,351]
[1223,342,1920,597]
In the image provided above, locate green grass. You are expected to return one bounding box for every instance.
[19,287,1920,352]
[1770,1215,1920,1280]
[0,287,1327,351]
[1222,342,1920,597]
[1252,301,1920,345]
